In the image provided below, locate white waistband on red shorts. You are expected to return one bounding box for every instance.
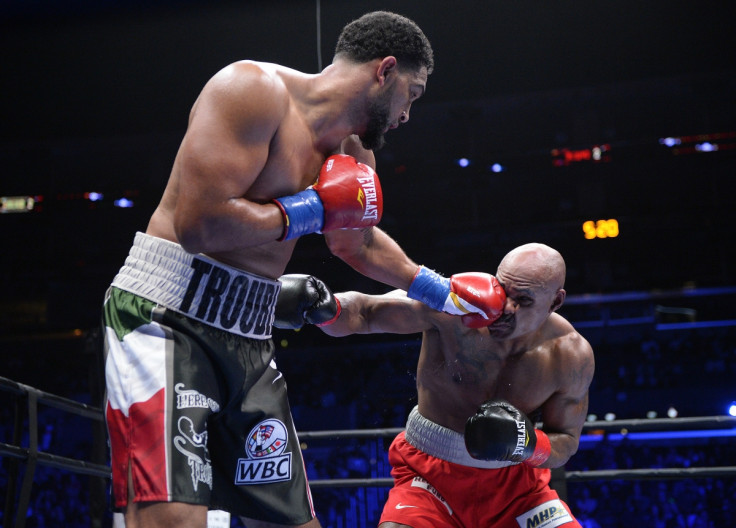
[404,406,516,469]
[111,232,280,340]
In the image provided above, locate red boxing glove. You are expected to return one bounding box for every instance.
[316,154,383,231]
[451,273,506,328]
[273,154,383,240]
[408,268,506,326]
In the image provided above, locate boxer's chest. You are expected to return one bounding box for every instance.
[253,115,326,197]
[433,339,552,415]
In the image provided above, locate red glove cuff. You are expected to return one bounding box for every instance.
[524,429,552,467]
[272,199,290,241]
[315,297,342,327]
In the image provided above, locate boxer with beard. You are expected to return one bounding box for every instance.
[98,11,507,528]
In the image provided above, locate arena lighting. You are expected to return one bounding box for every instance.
[728,402,736,417]
[84,191,104,201]
[667,406,679,418]
[579,428,736,448]
[646,411,658,419]
[0,195,40,213]
[456,158,471,168]
[695,142,717,152]
[659,137,682,147]
[551,144,611,166]
[113,198,134,208]
[490,163,504,173]
[604,413,616,421]
[586,414,597,421]
[659,131,736,155]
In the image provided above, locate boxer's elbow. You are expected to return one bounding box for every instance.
[324,230,366,264]
[545,434,580,468]
[175,216,213,254]
[178,230,208,254]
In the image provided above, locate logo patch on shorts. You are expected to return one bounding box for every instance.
[235,418,291,485]
[173,417,213,492]
[411,476,453,515]
[516,499,573,528]
[175,383,220,412]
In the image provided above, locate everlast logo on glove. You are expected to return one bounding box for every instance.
[513,419,528,458]
[357,176,379,221]
[316,154,383,231]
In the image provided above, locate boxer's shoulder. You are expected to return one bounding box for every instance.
[200,61,290,119]
[545,314,593,358]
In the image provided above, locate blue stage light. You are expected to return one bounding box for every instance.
[114,198,134,208]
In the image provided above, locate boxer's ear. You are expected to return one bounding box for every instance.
[550,288,566,313]
[377,56,398,85]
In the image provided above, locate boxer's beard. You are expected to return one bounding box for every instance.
[359,94,392,151]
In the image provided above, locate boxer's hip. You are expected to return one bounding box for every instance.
[110,232,280,339]
[404,406,516,469]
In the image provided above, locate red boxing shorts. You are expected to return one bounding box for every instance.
[102,233,315,524]
[379,407,580,528]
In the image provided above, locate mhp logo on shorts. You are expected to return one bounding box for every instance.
[515,499,573,528]
[235,419,291,485]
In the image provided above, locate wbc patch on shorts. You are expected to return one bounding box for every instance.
[515,499,573,528]
[234,418,292,485]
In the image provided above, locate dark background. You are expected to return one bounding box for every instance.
[1,3,735,526]
[1,0,735,331]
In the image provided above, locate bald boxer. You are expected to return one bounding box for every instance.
[277,243,595,528]
[100,11,470,528]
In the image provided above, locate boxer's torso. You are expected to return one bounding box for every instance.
[145,61,364,279]
[416,313,577,433]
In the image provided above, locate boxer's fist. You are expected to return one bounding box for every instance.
[316,155,383,231]
[273,154,383,240]
[464,400,551,467]
[274,274,341,330]
[407,267,506,327]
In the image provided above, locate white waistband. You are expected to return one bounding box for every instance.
[404,406,515,469]
[111,232,280,339]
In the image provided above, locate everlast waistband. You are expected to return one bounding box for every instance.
[111,232,280,339]
[404,406,515,469]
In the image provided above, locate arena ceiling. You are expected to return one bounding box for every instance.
[1,0,735,330]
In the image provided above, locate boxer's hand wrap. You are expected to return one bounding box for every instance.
[274,274,341,330]
[407,266,506,327]
[273,154,383,240]
[464,400,551,467]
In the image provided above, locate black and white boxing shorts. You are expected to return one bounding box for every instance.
[102,232,315,524]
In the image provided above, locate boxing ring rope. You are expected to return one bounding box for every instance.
[299,419,736,488]
[1,375,736,525]
[0,376,109,478]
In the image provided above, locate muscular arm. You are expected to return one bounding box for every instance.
[538,333,595,468]
[321,289,434,337]
[325,135,420,290]
[325,227,420,290]
[172,62,289,253]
